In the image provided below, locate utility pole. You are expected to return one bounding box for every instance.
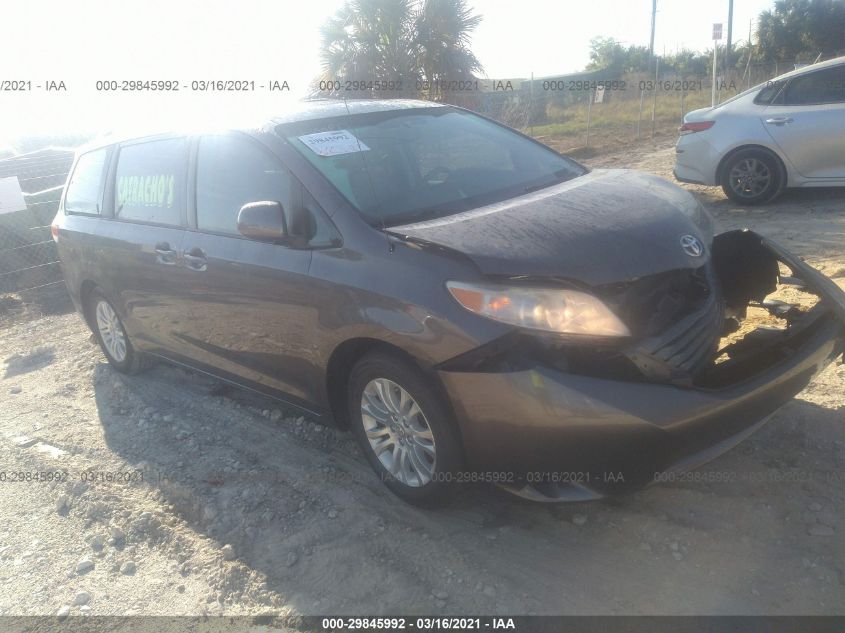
[649,0,657,69]
[725,0,734,75]
[711,44,718,106]
[743,18,754,88]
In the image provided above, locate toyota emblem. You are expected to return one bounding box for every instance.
[680,234,704,257]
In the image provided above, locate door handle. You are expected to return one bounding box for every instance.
[183,248,208,272]
[765,117,793,125]
[154,242,177,265]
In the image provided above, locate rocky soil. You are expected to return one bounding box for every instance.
[0,140,843,621]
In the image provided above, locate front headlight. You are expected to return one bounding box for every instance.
[446,281,631,337]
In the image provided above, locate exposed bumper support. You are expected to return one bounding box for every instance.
[439,231,845,500]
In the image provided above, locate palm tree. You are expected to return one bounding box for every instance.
[317,0,482,99]
[414,0,483,99]
[319,0,419,95]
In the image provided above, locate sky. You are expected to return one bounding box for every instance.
[0,0,774,149]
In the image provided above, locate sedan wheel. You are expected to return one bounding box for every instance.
[728,157,771,200]
[720,149,784,205]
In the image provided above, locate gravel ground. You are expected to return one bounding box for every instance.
[1,140,844,619]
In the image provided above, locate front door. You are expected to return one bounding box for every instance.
[177,133,320,405]
[762,64,845,180]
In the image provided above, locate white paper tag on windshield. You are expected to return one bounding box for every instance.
[297,130,370,157]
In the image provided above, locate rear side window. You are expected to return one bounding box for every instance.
[196,134,292,235]
[65,148,109,214]
[783,66,845,105]
[115,139,185,226]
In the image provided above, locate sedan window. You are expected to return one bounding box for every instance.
[782,66,845,105]
[754,80,786,105]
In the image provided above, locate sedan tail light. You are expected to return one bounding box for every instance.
[51,221,59,242]
[679,121,715,135]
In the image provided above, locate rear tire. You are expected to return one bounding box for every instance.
[348,352,463,506]
[87,290,151,375]
[720,149,785,205]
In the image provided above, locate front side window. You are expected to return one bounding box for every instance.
[783,66,845,105]
[196,135,292,235]
[115,138,185,226]
[279,107,585,227]
[65,148,109,214]
[754,80,786,105]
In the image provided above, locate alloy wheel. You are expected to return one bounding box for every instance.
[728,157,772,199]
[360,378,437,487]
[95,300,127,363]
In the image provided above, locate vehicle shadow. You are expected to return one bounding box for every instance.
[775,187,845,205]
[3,344,55,378]
[699,185,845,213]
[93,360,845,615]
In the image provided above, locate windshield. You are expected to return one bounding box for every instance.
[278,107,586,227]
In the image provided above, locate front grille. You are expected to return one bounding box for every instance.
[623,265,725,386]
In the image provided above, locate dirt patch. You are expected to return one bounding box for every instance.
[0,141,843,618]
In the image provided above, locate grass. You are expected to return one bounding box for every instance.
[521,87,742,154]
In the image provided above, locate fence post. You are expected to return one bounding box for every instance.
[529,72,534,135]
[637,87,645,141]
[585,90,592,148]
[651,57,659,139]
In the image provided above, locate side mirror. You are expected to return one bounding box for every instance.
[237,201,288,243]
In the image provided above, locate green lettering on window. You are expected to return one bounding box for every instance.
[117,173,177,209]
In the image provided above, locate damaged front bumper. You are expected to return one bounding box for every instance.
[437,231,845,501]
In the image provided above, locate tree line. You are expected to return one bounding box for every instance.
[316,0,845,94]
[587,0,845,75]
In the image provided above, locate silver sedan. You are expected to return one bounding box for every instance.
[674,55,845,204]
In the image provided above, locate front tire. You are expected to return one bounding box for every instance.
[720,149,785,205]
[348,353,463,506]
[88,290,150,374]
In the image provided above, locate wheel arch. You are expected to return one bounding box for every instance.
[324,337,459,438]
[79,280,99,333]
[715,143,789,187]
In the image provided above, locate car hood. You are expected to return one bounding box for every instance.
[387,169,710,287]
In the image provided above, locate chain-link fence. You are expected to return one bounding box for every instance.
[310,58,819,154]
[0,148,74,317]
[489,59,812,154]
